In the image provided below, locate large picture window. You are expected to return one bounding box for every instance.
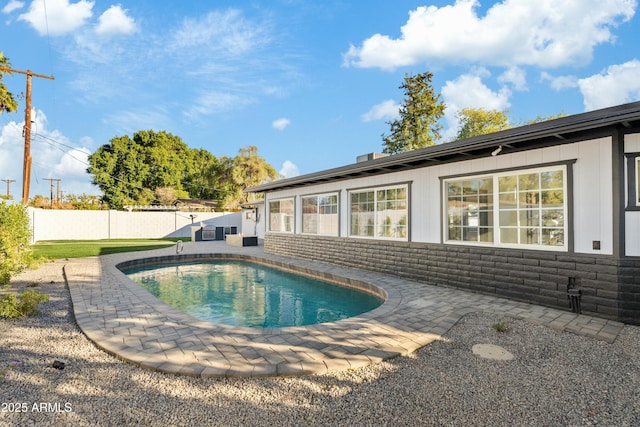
[350,185,408,240]
[268,198,294,233]
[302,193,338,235]
[445,166,567,250]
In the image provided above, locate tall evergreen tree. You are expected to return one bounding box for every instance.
[382,72,445,154]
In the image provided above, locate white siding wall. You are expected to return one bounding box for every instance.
[625,133,640,256]
[241,204,265,239]
[265,136,615,255]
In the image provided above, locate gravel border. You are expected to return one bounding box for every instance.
[1,260,640,426]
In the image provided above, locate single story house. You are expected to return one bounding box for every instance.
[247,101,640,324]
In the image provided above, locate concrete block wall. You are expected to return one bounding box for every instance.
[265,233,640,324]
[28,208,242,242]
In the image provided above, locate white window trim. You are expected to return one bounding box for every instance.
[348,184,409,241]
[267,197,295,234]
[443,165,568,252]
[301,192,339,236]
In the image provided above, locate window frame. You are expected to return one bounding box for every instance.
[626,153,640,211]
[301,192,339,236]
[267,197,295,233]
[348,183,409,241]
[442,163,571,251]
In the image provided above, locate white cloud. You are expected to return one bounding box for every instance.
[19,0,93,36]
[361,99,400,122]
[53,147,91,177]
[94,5,136,36]
[102,108,172,136]
[2,0,24,14]
[343,0,636,71]
[279,160,299,178]
[498,66,527,91]
[184,92,255,121]
[272,118,291,130]
[169,9,269,55]
[578,59,640,111]
[441,72,512,140]
[0,109,98,198]
[541,72,579,91]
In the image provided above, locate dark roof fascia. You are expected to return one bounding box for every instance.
[247,101,640,193]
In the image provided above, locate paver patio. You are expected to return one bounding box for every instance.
[63,241,624,378]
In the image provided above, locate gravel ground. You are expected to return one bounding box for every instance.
[1,260,640,427]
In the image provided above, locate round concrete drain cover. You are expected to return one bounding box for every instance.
[472,344,514,361]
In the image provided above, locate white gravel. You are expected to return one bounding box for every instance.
[1,260,640,426]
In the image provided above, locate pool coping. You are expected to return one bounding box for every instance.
[63,241,625,378]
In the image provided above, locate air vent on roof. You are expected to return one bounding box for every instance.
[356,152,387,163]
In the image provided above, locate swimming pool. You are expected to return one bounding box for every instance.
[121,259,384,328]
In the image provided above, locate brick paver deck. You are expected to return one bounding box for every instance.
[63,241,624,378]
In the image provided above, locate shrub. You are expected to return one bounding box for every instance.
[492,321,511,333]
[0,289,49,318]
[0,202,33,286]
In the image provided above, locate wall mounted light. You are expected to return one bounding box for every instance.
[491,146,503,156]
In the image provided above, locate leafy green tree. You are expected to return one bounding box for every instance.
[63,194,105,210]
[0,52,18,114]
[455,108,510,140]
[0,202,33,286]
[184,149,223,200]
[88,131,278,210]
[87,130,195,209]
[382,72,446,154]
[219,146,278,209]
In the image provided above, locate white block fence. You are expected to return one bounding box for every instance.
[27,208,243,243]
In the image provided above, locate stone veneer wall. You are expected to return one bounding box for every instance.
[265,233,640,325]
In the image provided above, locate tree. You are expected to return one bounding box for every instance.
[0,202,33,286]
[62,194,105,210]
[219,146,278,210]
[520,112,567,125]
[382,72,445,154]
[87,131,278,210]
[455,108,510,140]
[87,130,195,209]
[184,148,223,200]
[0,52,19,114]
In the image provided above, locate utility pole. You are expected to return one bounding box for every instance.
[56,181,63,206]
[0,66,55,204]
[43,178,60,207]
[2,179,15,199]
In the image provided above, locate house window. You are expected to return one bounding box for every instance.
[302,193,338,235]
[446,177,493,243]
[625,154,640,210]
[637,157,640,206]
[445,165,567,250]
[349,185,408,240]
[268,198,294,233]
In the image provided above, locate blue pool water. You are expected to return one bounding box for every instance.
[122,260,383,328]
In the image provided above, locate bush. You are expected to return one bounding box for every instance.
[0,202,33,286]
[0,289,49,318]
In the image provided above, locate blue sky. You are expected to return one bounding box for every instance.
[1,0,640,199]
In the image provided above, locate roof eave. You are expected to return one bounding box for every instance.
[247,101,640,193]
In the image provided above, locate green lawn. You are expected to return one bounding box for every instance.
[33,238,187,259]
